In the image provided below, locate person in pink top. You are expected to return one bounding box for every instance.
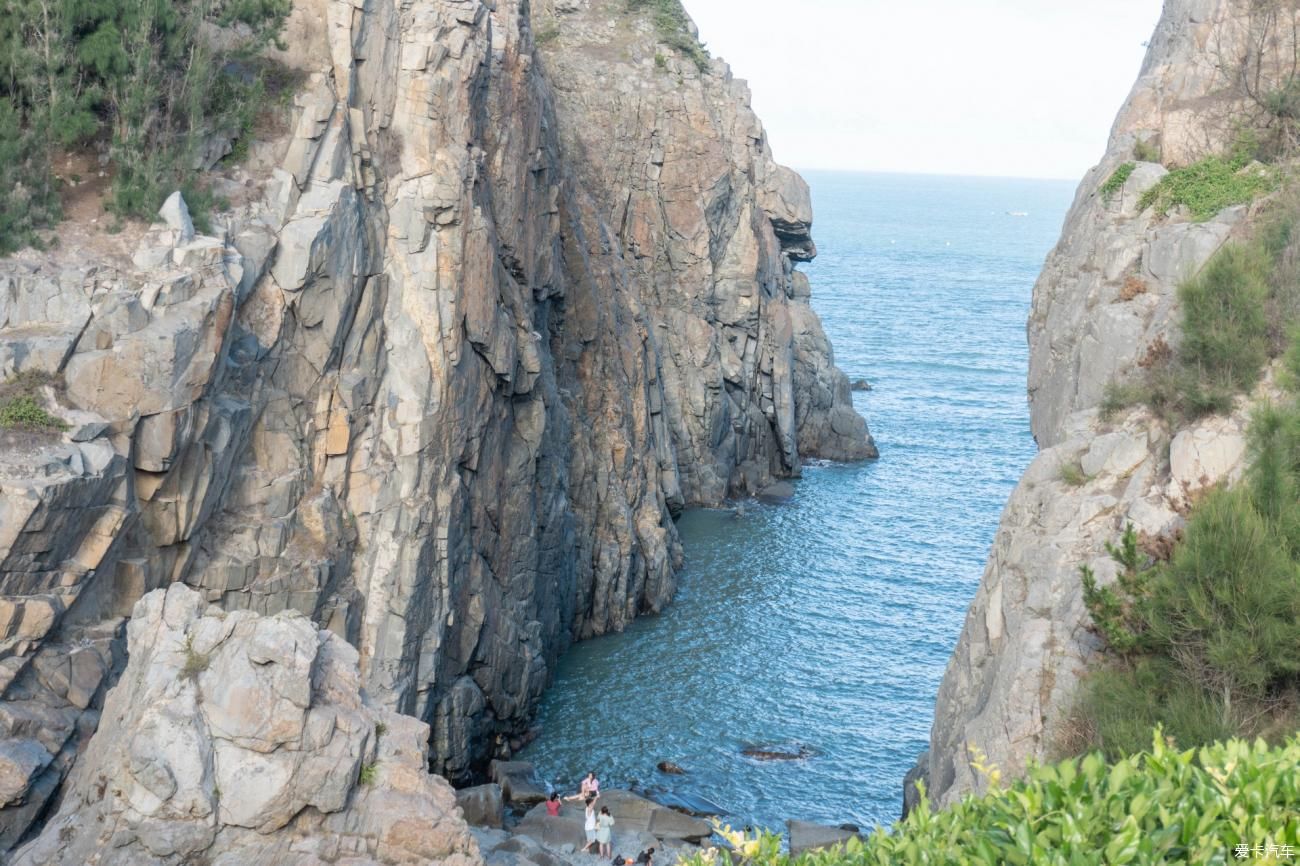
[565,771,600,802]
[545,792,561,817]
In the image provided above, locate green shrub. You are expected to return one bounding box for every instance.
[358,762,378,785]
[1099,161,1135,202]
[1133,138,1161,163]
[1079,524,1150,656]
[180,637,210,680]
[680,733,1300,866]
[1138,153,1276,221]
[0,395,66,431]
[0,371,67,432]
[1103,208,1287,425]
[1057,461,1090,487]
[627,0,709,72]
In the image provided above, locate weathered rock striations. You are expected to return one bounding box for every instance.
[924,0,1285,806]
[12,584,482,865]
[0,0,870,850]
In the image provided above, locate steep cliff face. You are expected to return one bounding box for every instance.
[926,0,1282,806]
[0,0,870,850]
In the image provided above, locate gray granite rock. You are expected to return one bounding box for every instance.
[787,820,858,857]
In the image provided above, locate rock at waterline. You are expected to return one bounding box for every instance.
[756,481,796,504]
[491,759,549,805]
[517,789,713,845]
[787,820,861,857]
[849,379,872,392]
[457,782,505,828]
[901,749,930,821]
[741,744,815,761]
[649,790,726,817]
[657,760,686,775]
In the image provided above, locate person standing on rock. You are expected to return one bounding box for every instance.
[581,797,599,853]
[546,792,562,817]
[596,805,615,858]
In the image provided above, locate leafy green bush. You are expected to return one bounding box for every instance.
[1099,161,1135,202]
[1138,153,1276,221]
[681,733,1300,866]
[627,0,709,71]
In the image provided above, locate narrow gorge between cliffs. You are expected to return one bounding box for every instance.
[519,172,1075,829]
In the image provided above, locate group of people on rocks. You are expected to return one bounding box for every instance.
[543,771,655,866]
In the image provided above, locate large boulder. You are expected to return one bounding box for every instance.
[10,585,482,866]
[786,820,859,857]
[490,760,549,805]
[458,783,505,828]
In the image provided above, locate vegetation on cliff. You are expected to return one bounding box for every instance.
[626,0,708,71]
[1102,200,1300,424]
[1077,330,1300,758]
[0,371,67,432]
[685,733,1299,865]
[0,0,290,252]
[1138,153,1277,221]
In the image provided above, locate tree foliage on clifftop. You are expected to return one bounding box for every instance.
[681,733,1300,865]
[0,0,291,251]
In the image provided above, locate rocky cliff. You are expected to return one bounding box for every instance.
[12,584,481,865]
[924,0,1286,806]
[0,0,871,852]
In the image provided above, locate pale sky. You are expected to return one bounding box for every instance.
[683,0,1165,180]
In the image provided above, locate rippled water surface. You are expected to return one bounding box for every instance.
[518,172,1076,831]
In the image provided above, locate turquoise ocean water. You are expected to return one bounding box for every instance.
[518,172,1076,831]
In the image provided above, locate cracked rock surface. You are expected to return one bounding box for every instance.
[0,0,871,852]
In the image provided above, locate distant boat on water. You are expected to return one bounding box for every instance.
[1007,210,1030,217]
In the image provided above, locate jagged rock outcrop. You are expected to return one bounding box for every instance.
[0,0,870,851]
[12,584,481,865]
[924,0,1287,806]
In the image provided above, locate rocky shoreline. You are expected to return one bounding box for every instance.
[459,764,864,866]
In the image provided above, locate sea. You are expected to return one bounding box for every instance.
[517,171,1077,832]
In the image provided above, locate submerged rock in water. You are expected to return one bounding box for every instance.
[850,379,872,391]
[656,760,687,775]
[756,482,797,504]
[650,790,726,817]
[741,744,815,761]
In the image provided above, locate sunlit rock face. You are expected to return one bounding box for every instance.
[0,0,870,850]
[11,584,483,866]
[925,0,1286,807]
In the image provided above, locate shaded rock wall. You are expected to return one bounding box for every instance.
[925,0,1287,806]
[0,0,871,850]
